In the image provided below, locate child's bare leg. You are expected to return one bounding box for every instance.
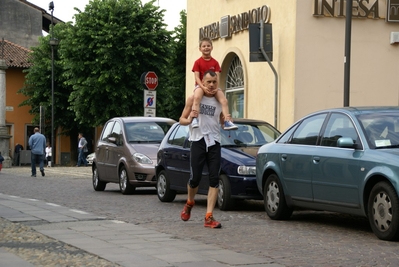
[215,90,231,121]
[193,86,204,114]
[191,87,204,128]
[215,89,238,130]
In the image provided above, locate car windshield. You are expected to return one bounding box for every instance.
[221,122,280,147]
[357,111,399,149]
[126,122,173,143]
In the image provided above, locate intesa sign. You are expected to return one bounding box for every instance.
[313,0,399,22]
[199,5,271,40]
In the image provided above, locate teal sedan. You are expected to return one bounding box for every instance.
[256,107,399,241]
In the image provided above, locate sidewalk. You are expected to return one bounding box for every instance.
[0,167,284,267]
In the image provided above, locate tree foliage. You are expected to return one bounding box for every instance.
[19,23,85,136]
[19,0,187,145]
[61,0,172,126]
[161,10,187,121]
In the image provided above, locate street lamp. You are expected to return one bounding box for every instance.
[49,1,58,166]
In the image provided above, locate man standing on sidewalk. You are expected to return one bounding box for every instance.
[28,127,46,177]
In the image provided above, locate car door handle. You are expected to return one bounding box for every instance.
[182,154,189,160]
[281,154,287,161]
[313,157,320,164]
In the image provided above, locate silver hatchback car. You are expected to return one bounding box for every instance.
[92,117,176,194]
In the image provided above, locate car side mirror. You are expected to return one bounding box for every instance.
[337,137,356,148]
[108,137,116,144]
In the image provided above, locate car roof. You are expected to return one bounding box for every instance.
[231,118,271,124]
[306,106,399,117]
[108,117,176,123]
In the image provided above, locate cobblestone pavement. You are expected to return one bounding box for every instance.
[0,217,120,267]
[1,166,399,266]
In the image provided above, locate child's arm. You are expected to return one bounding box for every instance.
[193,71,206,114]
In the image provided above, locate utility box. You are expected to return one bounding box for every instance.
[249,23,273,62]
[19,150,31,166]
[60,152,71,166]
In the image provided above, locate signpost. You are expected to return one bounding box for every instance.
[141,71,158,116]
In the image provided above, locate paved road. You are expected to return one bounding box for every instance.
[1,166,399,266]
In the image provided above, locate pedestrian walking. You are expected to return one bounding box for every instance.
[77,133,88,167]
[179,70,224,228]
[28,127,46,177]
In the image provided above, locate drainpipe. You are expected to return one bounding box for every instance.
[260,20,279,128]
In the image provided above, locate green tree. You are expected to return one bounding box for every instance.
[61,0,171,126]
[19,23,87,163]
[161,10,187,121]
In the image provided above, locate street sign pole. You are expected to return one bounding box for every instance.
[141,71,158,116]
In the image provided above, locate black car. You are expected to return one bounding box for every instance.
[155,118,280,210]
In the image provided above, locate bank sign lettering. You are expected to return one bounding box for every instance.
[199,5,271,40]
[313,0,399,22]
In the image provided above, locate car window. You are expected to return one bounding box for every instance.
[221,122,280,146]
[357,112,399,148]
[276,123,299,144]
[125,122,169,143]
[290,114,327,145]
[255,124,280,143]
[101,121,115,141]
[110,121,123,146]
[168,125,189,147]
[321,113,359,147]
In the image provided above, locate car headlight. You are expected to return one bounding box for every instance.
[133,153,153,164]
[237,166,256,175]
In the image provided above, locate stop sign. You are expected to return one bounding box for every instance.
[144,71,158,90]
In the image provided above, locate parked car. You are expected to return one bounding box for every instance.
[256,106,399,241]
[92,117,176,194]
[156,118,280,210]
[86,152,94,166]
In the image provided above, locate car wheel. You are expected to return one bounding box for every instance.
[264,173,293,220]
[368,181,399,241]
[92,165,106,191]
[217,174,234,211]
[156,170,176,202]
[119,165,135,195]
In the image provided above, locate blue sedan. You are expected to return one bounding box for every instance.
[256,106,399,241]
[156,119,280,210]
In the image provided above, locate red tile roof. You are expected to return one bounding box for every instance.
[1,39,33,68]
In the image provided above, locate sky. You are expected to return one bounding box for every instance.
[28,0,187,30]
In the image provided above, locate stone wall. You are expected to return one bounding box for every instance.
[0,0,42,49]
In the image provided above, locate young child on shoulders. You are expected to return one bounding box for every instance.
[191,37,237,130]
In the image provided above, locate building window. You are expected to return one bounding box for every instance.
[225,55,244,118]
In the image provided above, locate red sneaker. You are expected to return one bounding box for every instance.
[204,215,222,228]
[181,203,194,221]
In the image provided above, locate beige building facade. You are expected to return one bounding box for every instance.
[186,0,399,132]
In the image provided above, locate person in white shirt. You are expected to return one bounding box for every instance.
[77,133,88,167]
[45,143,52,167]
[179,70,224,229]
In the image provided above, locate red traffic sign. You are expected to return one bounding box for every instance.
[144,71,158,90]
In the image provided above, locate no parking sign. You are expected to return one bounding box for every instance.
[144,90,156,108]
[144,90,156,117]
